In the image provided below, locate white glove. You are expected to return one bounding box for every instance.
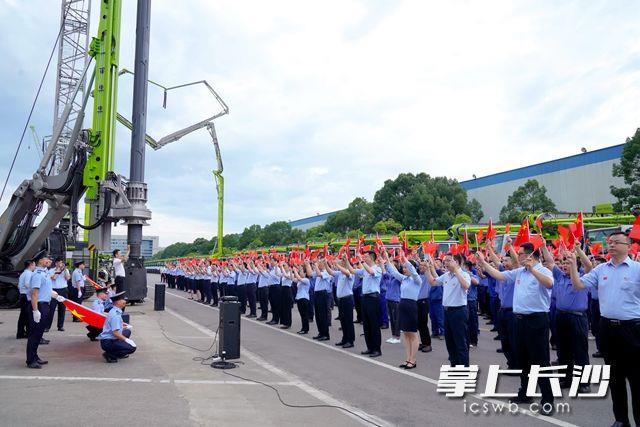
[56,295,66,303]
[124,324,132,330]
[124,338,137,348]
[77,290,82,299]
[33,310,41,323]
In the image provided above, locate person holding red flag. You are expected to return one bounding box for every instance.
[567,231,640,426]
[86,287,109,341]
[99,291,136,363]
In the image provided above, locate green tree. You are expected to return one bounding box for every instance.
[372,219,403,234]
[499,179,556,223]
[611,128,640,212]
[247,238,264,249]
[323,197,374,233]
[467,198,484,222]
[373,173,470,229]
[238,224,262,249]
[261,221,293,246]
[222,233,240,250]
[454,213,472,224]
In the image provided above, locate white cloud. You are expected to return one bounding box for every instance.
[1,0,640,247]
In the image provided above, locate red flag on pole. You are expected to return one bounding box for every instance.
[504,223,511,235]
[574,212,584,241]
[486,219,497,241]
[557,224,575,250]
[534,216,544,232]
[401,233,408,253]
[513,219,530,247]
[629,216,640,241]
[589,243,603,256]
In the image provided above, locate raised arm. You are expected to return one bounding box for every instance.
[476,252,507,281]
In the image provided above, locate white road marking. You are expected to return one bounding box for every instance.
[159,285,580,427]
[0,375,294,386]
[162,304,393,427]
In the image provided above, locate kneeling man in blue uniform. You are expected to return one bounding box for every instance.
[99,291,136,363]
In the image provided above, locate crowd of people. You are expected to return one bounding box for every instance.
[15,249,137,367]
[161,231,640,425]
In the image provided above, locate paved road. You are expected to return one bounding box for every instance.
[148,274,622,427]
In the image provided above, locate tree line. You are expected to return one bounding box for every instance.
[151,128,640,260]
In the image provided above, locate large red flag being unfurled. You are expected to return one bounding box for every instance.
[61,299,128,329]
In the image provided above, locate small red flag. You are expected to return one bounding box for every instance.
[534,216,543,231]
[629,216,640,241]
[486,219,497,241]
[505,223,511,235]
[475,229,484,244]
[557,224,575,250]
[529,234,544,251]
[574,212,584,241]
[389,235,400,244]
[589,243,603,256]
[513,219,530,247]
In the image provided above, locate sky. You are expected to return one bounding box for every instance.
[1,0,639,247]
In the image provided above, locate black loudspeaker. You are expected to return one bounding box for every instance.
[154,283,165,311]
[219,297,241,359]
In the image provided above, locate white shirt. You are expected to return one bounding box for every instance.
[113,258,125,277]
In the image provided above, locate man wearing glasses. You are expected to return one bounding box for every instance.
[567,231,640,427]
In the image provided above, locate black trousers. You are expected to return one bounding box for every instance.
[86,325,102,340]
[499,308,517,368]
[600,317,640,425]
[362,293,382,352]
[258,287,269,318]
[556,311,589,383]
[417,298,431,346]
[353,287,363,322]
[101,329,136,359]
[203,280,212,303]
[47,287,68,330]
[314,290,330,337]
[26,302,49,364]
[167,275,175,289]
[387,300,400,337]
[115,276,125,294]
[197,279,204,301]
[246,283,257,315]
[467,300,479,346]
[590,298,602,352]
[237,285,247,314]
[444,306,469,366]
[338,295,355,344]
[268,285,281,323]
[280,286,293,327]
[211,282,219,304]
[514,312,553,403]
[17,294,31,338]
[297,299,310,332]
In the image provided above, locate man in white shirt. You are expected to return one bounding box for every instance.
[113,246,129,293]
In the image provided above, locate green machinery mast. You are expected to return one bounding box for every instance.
[84,0,122,241]
[208,123,224,258]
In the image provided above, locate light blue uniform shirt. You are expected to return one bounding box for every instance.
[72,268,85,289]
[236,270,246,286]
[258,270,271,288]
[501,263,553,315]
[51,268,69,289]
[417,274,430,300]
[386,261,422,301]
[29,267,53,303]
[386,273,402,302]
[579,257,640,320]
[435,270,470,307]
[91,298,105,314]
[18,270,33,295]
[313,270,332,292]
[99,306,123,340]
[356,265,382,295]
[269,268,281,285]
[295,278,310,300]
[333,272,354,298]
[552,266,588,312]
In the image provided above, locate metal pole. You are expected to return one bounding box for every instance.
[127,0,151,259]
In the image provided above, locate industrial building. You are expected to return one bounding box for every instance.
[289,144,626,228]
[111,235,160,258]
[459,144,626,221]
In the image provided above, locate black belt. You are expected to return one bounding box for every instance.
[557,309,586,316]
[515,312,547,319]
[363,292,380,298]
[444,305,465,312]
[603,317,640,326]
